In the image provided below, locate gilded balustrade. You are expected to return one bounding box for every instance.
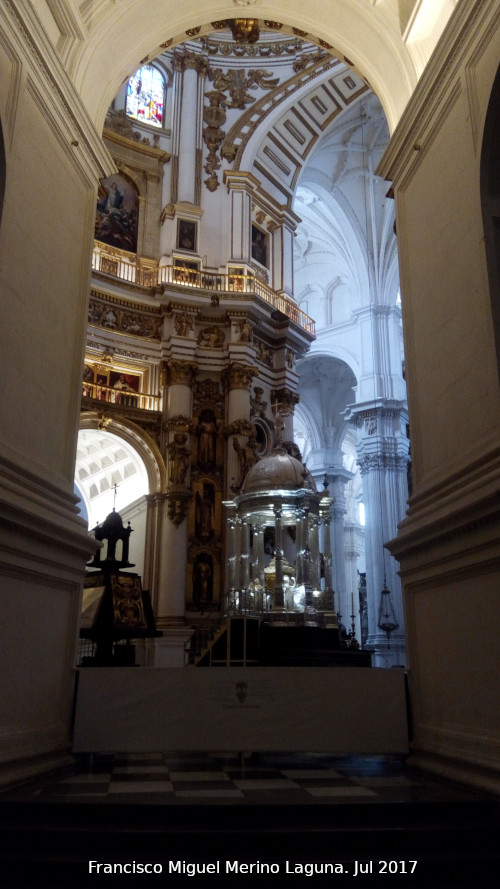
[92,241,315,335]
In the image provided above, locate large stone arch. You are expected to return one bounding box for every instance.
[68,2,419,134]
[79,412,166,495]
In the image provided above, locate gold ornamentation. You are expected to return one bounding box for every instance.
[225,419,255,437]
[194,379,223,411]
[167,433,190,485]
[271,387,300,413]
[197,325,225,348]
[165,415,192,432]
[166,360,197,386]
[166,491,191,527]
[203,91,227,192]
[88,296,162,340]
[228,19,260,44]
[173,311,194,337]
[223,363,257,390]
[236,318,253,342]
[185,26,201,37]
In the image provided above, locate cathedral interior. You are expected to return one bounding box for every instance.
[1,0,500,883]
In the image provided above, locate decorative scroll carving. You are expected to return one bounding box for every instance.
[207,67,279,109]
[203,90,227,192]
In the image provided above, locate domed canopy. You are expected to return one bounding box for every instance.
[241,446,317,494]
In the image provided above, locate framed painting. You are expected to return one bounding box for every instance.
[95,173,139,253]
[177,218,197,252]
[251,224,268,267]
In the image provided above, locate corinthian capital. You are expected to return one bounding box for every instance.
[223,362,258,391]
[166,360,197,387]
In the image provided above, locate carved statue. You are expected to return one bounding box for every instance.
[197,410,217,466]
[168,433,190,485]
[233,433,259,485]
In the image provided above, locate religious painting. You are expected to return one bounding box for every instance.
[228,266,245,291]
[174,258,200,283]
[251,224,268,267]
[110,575,147,629]
[95,173,139,253]
[109,371,140,405]
[177,218,197,252]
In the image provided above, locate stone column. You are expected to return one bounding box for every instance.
[346,402,409,666]
[155,360,197,627]
[171,51,206,206]
[224,362,257,493]
[327,472,350,622]
[142,492,167,611]
[271,207,300,296]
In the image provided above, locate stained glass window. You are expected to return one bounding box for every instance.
[126,65,164,127]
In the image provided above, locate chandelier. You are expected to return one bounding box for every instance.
[228,19,260,44]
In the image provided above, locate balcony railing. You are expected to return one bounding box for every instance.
[82,381,160,411]
[92,241,315,336]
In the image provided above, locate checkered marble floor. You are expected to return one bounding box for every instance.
[5,752,486,806]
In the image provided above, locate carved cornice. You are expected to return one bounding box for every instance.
[103,121,171,163]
